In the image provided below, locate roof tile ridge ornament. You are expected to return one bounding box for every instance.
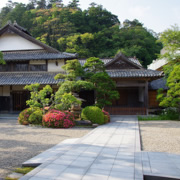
[105,52,143,69]
[7,20,12,25]
[13,20,17,26]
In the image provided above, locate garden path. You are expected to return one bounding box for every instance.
[20,116,180,180]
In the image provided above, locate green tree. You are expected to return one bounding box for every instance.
[0,52,6,65]
[24,84,54,113]
[83,57,119,108]
[157,65,180,113]
[158,25,180,76]
[157,26,180,114]
[54,59,94,110]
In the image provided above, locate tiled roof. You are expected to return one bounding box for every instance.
[79,59,112,66]
[79,58,142,67]
[0,72,62,85]
[0,69,163,86]
[149,77,168,90]
[128,57,142,67]
[106,69,163,78]
[3,51,77,61]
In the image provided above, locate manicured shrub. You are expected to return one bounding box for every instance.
[104,115,109,123]
[28,109,43,124]
[81,106,104,125]
[42,110,75,128]
[102,109,110,122]
[18,108,34,125]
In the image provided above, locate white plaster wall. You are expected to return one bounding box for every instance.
[147,58,167,70]
[30,60,46,64]
[48,60,64,72]
[0,33,43,51]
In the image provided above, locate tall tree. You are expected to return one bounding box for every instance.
[83,57,119,108]
[157,26,180,114]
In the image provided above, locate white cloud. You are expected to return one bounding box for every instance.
[128,6,151,18]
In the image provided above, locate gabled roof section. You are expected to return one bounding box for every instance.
[105,52,143,70]
[0,22,59,53]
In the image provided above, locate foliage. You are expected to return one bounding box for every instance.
[0,3,161,67]
[15,167,34,174]
[138,108,179,121]
[24,84,54,113]
[24,83,42,109]
[104,115,109,123]
[90,72,119,108]
[55,92,81,111]
[157,65,180,111]
[83,57,105,74]
[102,109,110,122]
[54,59,93,109]
[0,51,6,65]
[18,107,36,125]
[28,109,43,124]
[158,25,180,72]
[83,57,119,108]
[38,85,54,113]
[81,106,104,125]
[42,110,75,128]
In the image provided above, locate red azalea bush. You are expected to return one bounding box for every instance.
[102,109,110,122]
[42,110,75,128]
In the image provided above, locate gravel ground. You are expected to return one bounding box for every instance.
[0,118,92,179]
[139,120,180,154]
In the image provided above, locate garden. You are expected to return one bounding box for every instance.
[18,57,119,128]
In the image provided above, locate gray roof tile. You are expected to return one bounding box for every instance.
[3,51,77,61]
[106,69,163,78]
[149,77,168,90]
[0,72,62,85]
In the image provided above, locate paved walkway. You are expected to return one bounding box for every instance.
[20,116,180,180]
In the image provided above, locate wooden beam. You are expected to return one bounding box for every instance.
[144,81,149,115]
[10,85,13,113]
[116,83,146,87]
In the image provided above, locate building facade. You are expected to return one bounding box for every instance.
[0,23,163,114]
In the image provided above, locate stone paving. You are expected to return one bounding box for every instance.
[19,116,180,180]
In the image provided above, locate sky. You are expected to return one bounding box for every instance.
[0,0,180,33]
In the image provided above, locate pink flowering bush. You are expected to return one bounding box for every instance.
[42,110,75,128]
[102,109,110,122]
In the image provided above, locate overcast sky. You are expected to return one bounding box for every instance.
[0,0,180,33]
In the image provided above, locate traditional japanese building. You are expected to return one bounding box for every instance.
[0,22,77,112]
[0,22,164,114]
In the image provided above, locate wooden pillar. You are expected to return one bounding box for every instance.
[46,60,48,71]
[10,85,13,113]
[144,81,149,115]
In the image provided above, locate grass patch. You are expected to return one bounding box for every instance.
[14,167,34,174]
[5,178,18,180]
[138,116,163,121]
[138,114,179,121]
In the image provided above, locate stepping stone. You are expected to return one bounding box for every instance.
[22,138,79,167]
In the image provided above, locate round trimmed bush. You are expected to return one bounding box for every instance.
[81,106,104,125]
[42,110,75,128]
[28,109,43,124]
[18,108,34,125]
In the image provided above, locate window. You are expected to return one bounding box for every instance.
[30,64,46,71]
[14,63,28,71]
[0,65,7,72]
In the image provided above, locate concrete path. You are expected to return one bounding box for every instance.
[19,116,180,180]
